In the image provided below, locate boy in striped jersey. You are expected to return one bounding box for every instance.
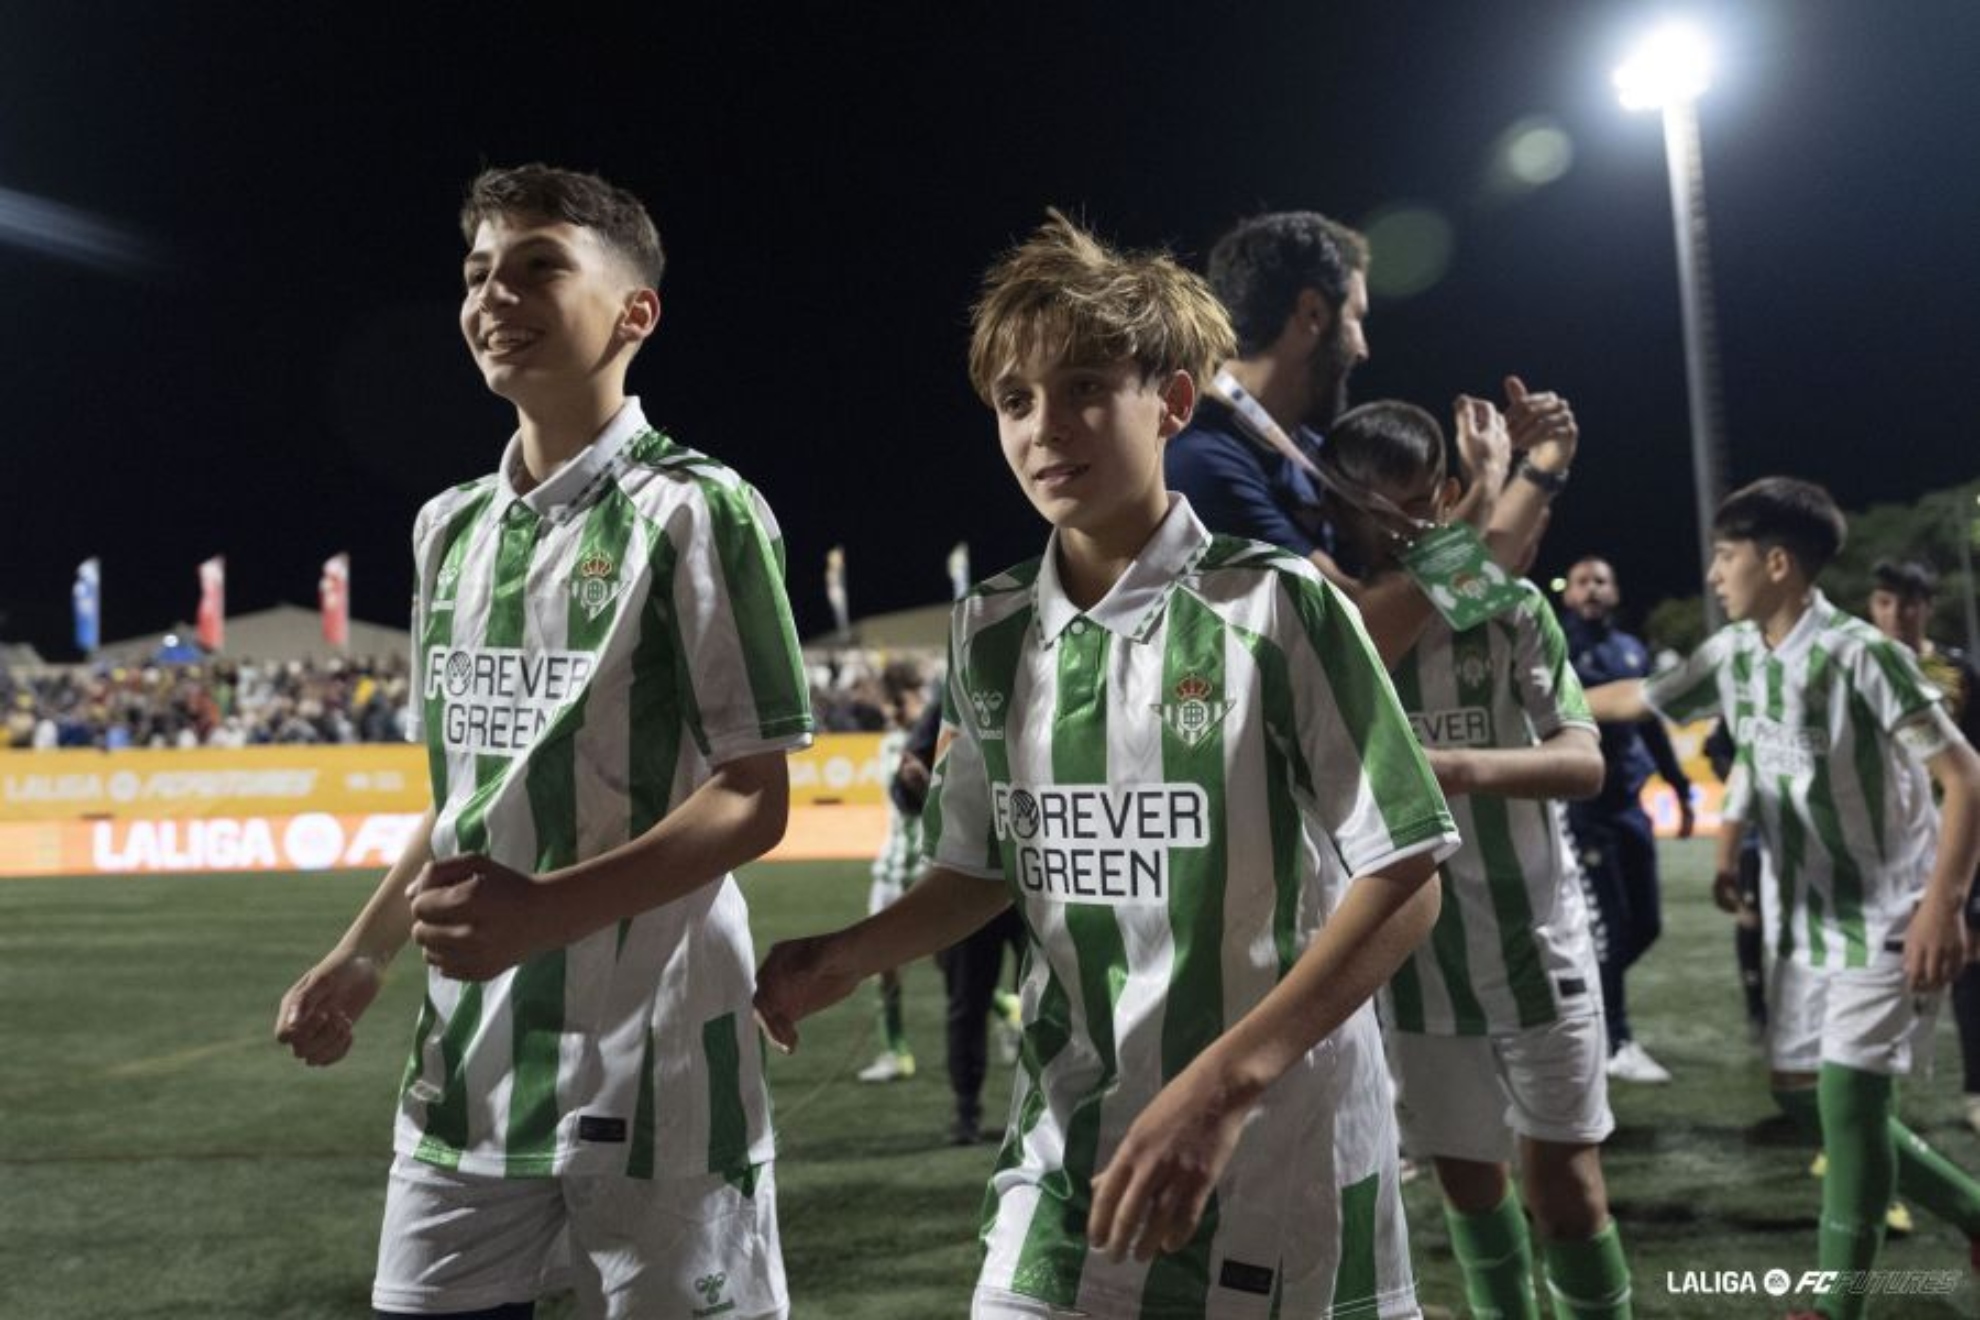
[755,212,1458,1318]
[275,165,811,1320]
[857,660,930,1083]
[1323,401,1630,1320]
[1590,477,1980,1319]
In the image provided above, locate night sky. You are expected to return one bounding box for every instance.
[3,1,1975,659]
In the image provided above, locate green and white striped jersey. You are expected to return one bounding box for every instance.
[1381,582,1601,1037]
[1646,591,1943,970]
[398,399,812,1180]
[925,497,1457,1318]
[871,727,925,889]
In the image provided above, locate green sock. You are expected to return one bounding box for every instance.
[1542,1219,1632,1319]
[1444,1186,1538,1320]
[1891,1114,1980,1233]
[877,979,907,1055]
[1815,1064,1895,1320]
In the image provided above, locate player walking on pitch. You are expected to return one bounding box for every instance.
[276,164,811,1320]
[755,212,1457,1318]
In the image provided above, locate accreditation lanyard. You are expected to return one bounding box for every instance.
[1212,370,1325,481]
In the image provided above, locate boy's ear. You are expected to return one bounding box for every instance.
[1157,369,1197,438]
[619,289,662,343]
[1762,543,1796,583]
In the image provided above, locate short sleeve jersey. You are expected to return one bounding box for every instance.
[870,726,925,888]
[1384,582,1601,1036]
[923,496,1457,1316]
[400,398,813,1179]
[1645,591,1942,969]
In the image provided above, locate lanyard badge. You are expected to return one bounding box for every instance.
[1400,523,1528,631]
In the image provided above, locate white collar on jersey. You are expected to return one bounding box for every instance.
[1033,494,1212,647]
[1765,587,1831,661]
[496,397,649,524]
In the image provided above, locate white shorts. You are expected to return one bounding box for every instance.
[1767,958,1941,1077]
[372,1156,787,1319]
[1391,1015,1614,1164]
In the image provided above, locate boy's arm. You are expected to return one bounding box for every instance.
[753,867,1012,1051]
[1087,851,1440,1261]
[1427,725,1604,800]
[1712,810,1747,914]
[1483,376,1575,568]
[1640,716,1697,837]
[275,803,436,1066]
[1905,731,1980,991]
[408,750,791,981]
[1585,678,1651,724]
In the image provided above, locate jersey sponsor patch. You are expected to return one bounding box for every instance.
[1218,1259,1275,1295]
[1737,715,1826,779]
[990,781,1209,906]
[1408,706,1493,748]
[1894,707,1954,760]
[425,645,596,756]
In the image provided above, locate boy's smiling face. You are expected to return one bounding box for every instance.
[992,356,1190,547]
[460,214,655,403]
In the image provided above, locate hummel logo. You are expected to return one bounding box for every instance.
[968,688,1006,739]
[691,1270,735,1317]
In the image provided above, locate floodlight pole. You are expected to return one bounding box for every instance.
[1659,96,1728,631]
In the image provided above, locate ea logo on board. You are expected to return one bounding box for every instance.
[1762,1270,1791,1297]
[1008,789,1040,840]
[445,651,475,696]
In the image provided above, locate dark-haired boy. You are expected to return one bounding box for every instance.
[1323,399,1631,1320]
[1589,478,1980,1319]
[756,212,1456,1318]
[276,164,811,1319]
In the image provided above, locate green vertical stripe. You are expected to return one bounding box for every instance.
[1143,1198,1222,1311]
[703,1012,748,1175]
[696,478,809,739]
[451,506,538,857]
[1846,689,1888,862]
[1281,571,1445,845]
[1332,1170,1382,1312]
[628,522,684,838]
[1804,755,1868,967]
[1011,621,1120,1308]
[504,949,565,1175]
[1384,651,1430,1033]
[1454,625,1556,1028]
[1238,626,1308,979]
[419,489,498,809]
[1146,592,1229,1313]
[413,982,484,1164]
[1427,864,1491,1035]
[628,1026,657,1178]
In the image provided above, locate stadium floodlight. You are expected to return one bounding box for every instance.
[1616,21,1727,628]
[1613,23,1711,111]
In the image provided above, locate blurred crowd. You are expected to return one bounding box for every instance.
[2,657,413,750]
[3,648,941,750]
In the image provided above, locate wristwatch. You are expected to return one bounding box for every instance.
[1517,457,1570,495]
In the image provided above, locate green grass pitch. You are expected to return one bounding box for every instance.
[3,840,1976,1317]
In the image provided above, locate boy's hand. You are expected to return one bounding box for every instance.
[1503,376,1577,471]
[275,952,386,1066]
[1904,900,1969,992]
[1454,395,1510,493]
[408,855,550,981]
[753,935,862,1054]
[1710,868,1742,914]
[1086,1063,1251,1262]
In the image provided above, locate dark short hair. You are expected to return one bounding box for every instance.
[1872,558,1939,601]
[460,164,665,287]
[1207,212,1369,357]
[1320,400,1458,495]
[1712,477,1846,575]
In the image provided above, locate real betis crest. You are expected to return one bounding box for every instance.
[1154,673,1232,748]
[570,551,623,621]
